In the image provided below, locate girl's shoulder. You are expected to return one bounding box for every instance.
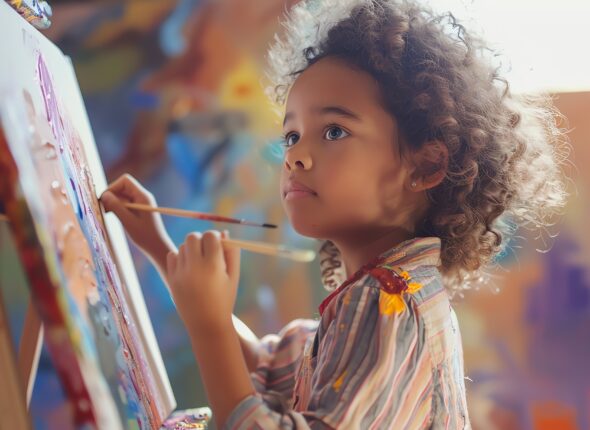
[362,263,457,366]
[324,261,453,326]
[404,265,446,305]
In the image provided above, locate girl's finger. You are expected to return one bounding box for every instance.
[100,190,136,224]
[202,231,222,263]
[186,232,202,259]
[222,230,241,281]
[107,174,154,205]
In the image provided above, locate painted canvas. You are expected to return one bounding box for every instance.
[0,3,175,429]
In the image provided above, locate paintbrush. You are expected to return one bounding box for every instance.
[120,203,315,263]
[123,202,277,229]
[221,238,316,263]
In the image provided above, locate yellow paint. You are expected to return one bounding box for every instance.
[400,271,411,280]
[379,291,406,315]
[407,282,423,294]
[342,291,351,305]
[332,370,348,392]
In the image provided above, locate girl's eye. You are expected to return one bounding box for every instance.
[325,126,349,141]
[282,133,299,147]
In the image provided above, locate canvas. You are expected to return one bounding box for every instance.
[0,3,175,428]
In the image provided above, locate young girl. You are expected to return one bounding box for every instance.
[100,0,568,428]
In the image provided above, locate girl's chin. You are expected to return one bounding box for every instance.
[292,225,323,239]
[287,217,326,239]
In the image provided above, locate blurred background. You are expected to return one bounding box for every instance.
[1,0,589,429]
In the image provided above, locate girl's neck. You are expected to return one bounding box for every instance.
[331,227,416,276]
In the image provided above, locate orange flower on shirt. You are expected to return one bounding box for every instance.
[369,267,423,316]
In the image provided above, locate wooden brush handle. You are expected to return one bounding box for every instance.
[222,238,315,263]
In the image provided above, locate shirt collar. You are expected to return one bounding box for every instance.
[318,236,442,292]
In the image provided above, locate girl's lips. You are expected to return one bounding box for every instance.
[283,180,317,200]
[284,189,317,200]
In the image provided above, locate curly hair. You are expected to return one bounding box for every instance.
[265,0,570,294]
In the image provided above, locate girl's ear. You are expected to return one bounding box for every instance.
[409,140,448,191]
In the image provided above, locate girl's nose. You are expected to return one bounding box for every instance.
[284,148,313,171]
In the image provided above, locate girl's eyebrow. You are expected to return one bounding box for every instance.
[283,106,362,127]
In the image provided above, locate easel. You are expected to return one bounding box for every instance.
[0,215,41,430]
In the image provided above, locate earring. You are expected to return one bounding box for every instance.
[411,181,417,188]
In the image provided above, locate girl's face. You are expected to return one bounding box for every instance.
[280,56,419,242]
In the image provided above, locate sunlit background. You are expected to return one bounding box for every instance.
[1,0,589,429]
[435,0,590,94]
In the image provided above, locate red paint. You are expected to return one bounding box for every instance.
[318,253,409,316]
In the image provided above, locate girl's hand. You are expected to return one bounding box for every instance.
[100,174,174,265]
[167,230,241,333]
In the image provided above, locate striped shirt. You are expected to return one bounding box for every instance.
[225,237,471,429]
